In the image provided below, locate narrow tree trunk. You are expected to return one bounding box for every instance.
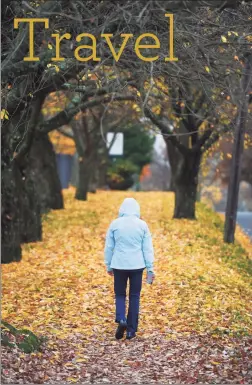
[173,151,202,219]
[75,159,93,201]
[70,152,79,187]
[224,53,251,243]
[98,158,109,188]
[89,164,98,193]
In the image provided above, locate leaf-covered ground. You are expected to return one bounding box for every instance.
[2,190,252,384]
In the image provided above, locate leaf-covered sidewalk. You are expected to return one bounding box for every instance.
[2,190,252,384]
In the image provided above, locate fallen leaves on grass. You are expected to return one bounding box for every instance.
[1,333,251,384]
[1,190,252,383]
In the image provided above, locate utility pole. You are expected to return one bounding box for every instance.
[224,53,252,243]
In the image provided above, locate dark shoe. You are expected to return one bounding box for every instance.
[126,331,136,340]
[115,320,127,340]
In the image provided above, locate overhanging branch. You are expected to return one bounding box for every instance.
[144,106,191,156]
[38,94,137,134]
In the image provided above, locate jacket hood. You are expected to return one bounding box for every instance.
[119,198,140,218]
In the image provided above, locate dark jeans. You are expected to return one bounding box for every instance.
[113,268,144,333]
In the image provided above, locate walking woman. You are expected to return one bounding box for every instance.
[104,198,155,340]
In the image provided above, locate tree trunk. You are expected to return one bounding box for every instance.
[166,140,180,192]
[1,155,42,261]
[29,134,64,212]
[174,179,198,219]
[20,167,42,243]
[173,151,202,219]
[1,160,22,263]
[1,132,64,263]
[169,174,176,192]
[70,152,79,187]
[224,53,251,243]
[75,159,93,201]
[18,133,63,243]
[89,164,98,193]
[1,115,42,261]
[98,158,109,188]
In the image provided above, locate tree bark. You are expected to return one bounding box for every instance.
[166,140,180,192]
[1,102,44,261]
[29,134,64,212]
[224,53,252,243]
[1,130,64,263]
[172,150,202,219]
[89,163,98,193]
[75,159,93,201]
[1,154,42,261]
[20,168,42,244]
[97,157,110,189]
[1,160,22,263]
[174,178,198,219]
[70,152,79,187]
[17,133,63,244]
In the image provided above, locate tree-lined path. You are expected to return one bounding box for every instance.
[2,191,252,384]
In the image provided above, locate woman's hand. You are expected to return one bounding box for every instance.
[147,270,155,284]
[107,270,114,276]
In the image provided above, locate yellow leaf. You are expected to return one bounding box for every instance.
[48,43,53,49]
[221,36,227,43]
[47,63,60,72]
[75,358,87,363]
[1,109,9,120]
[205,66,210,73]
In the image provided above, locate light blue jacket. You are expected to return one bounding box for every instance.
[104,198,154,272]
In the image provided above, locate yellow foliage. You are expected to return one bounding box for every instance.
[47,63,60,72]
[2,191,251,341]
[49,129,75,156]
[43,92,69,118]
[1,109,9,120]
[133,103,141,112]
[152,105,161,115]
